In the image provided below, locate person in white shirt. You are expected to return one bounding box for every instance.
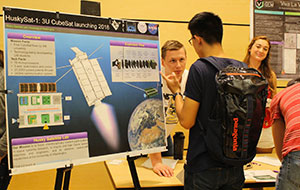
[149,40,188,177]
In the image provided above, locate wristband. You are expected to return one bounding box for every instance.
[173,92,183,99]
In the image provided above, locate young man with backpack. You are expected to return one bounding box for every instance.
[161,12,267,190]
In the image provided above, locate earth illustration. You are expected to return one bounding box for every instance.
[128,98,166,151]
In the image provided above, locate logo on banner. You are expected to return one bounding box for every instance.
[137,22,147,34]
[111,20,120,30]
[148,24,158,35]
[255,0,264,9]
[126,22,137,32]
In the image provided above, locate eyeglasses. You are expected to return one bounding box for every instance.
[188,36,194,45]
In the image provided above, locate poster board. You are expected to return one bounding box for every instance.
[251,0,300,78]
[3,7,166,175]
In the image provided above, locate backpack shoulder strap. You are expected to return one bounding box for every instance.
[202,56,222,71]
[196,56,222,135]
[203,57,248,71]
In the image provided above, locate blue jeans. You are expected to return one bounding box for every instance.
[276,151,300,190]
[184,166,244,190]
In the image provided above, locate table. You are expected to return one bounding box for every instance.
[105,152,279,190]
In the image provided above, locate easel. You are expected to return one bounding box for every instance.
[54,164,73,190]
[127,155,142,190]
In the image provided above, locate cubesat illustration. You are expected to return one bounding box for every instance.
[69,47,119,150]
[69,47,112,106]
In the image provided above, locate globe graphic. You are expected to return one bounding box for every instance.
[128,98,166,151]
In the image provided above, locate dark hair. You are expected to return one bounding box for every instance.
[188,12,223,44]
[161,40,186,59]
[287,77,300,87]
[0,50,3,68]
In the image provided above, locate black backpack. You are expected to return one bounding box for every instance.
[201,57,268,166]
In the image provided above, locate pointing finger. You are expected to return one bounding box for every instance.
[160,71,167,80]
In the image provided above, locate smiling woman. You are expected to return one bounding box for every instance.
[243,36,277,155]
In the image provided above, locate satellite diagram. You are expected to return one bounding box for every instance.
[69,47,112,107]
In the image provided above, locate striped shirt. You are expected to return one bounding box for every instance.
[270,83,300,158]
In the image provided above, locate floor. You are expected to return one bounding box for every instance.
[7,161,115,190]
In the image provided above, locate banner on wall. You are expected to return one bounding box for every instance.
[251,0,300,78]
[3,7,166,175]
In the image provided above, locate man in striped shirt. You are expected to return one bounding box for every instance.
[270,77,300,190]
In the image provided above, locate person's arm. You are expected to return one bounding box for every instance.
[148,153,173,177]
[272,118,285,161]
[174,95,199,129]
[161,72,199,129]
[270,71,277,98]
